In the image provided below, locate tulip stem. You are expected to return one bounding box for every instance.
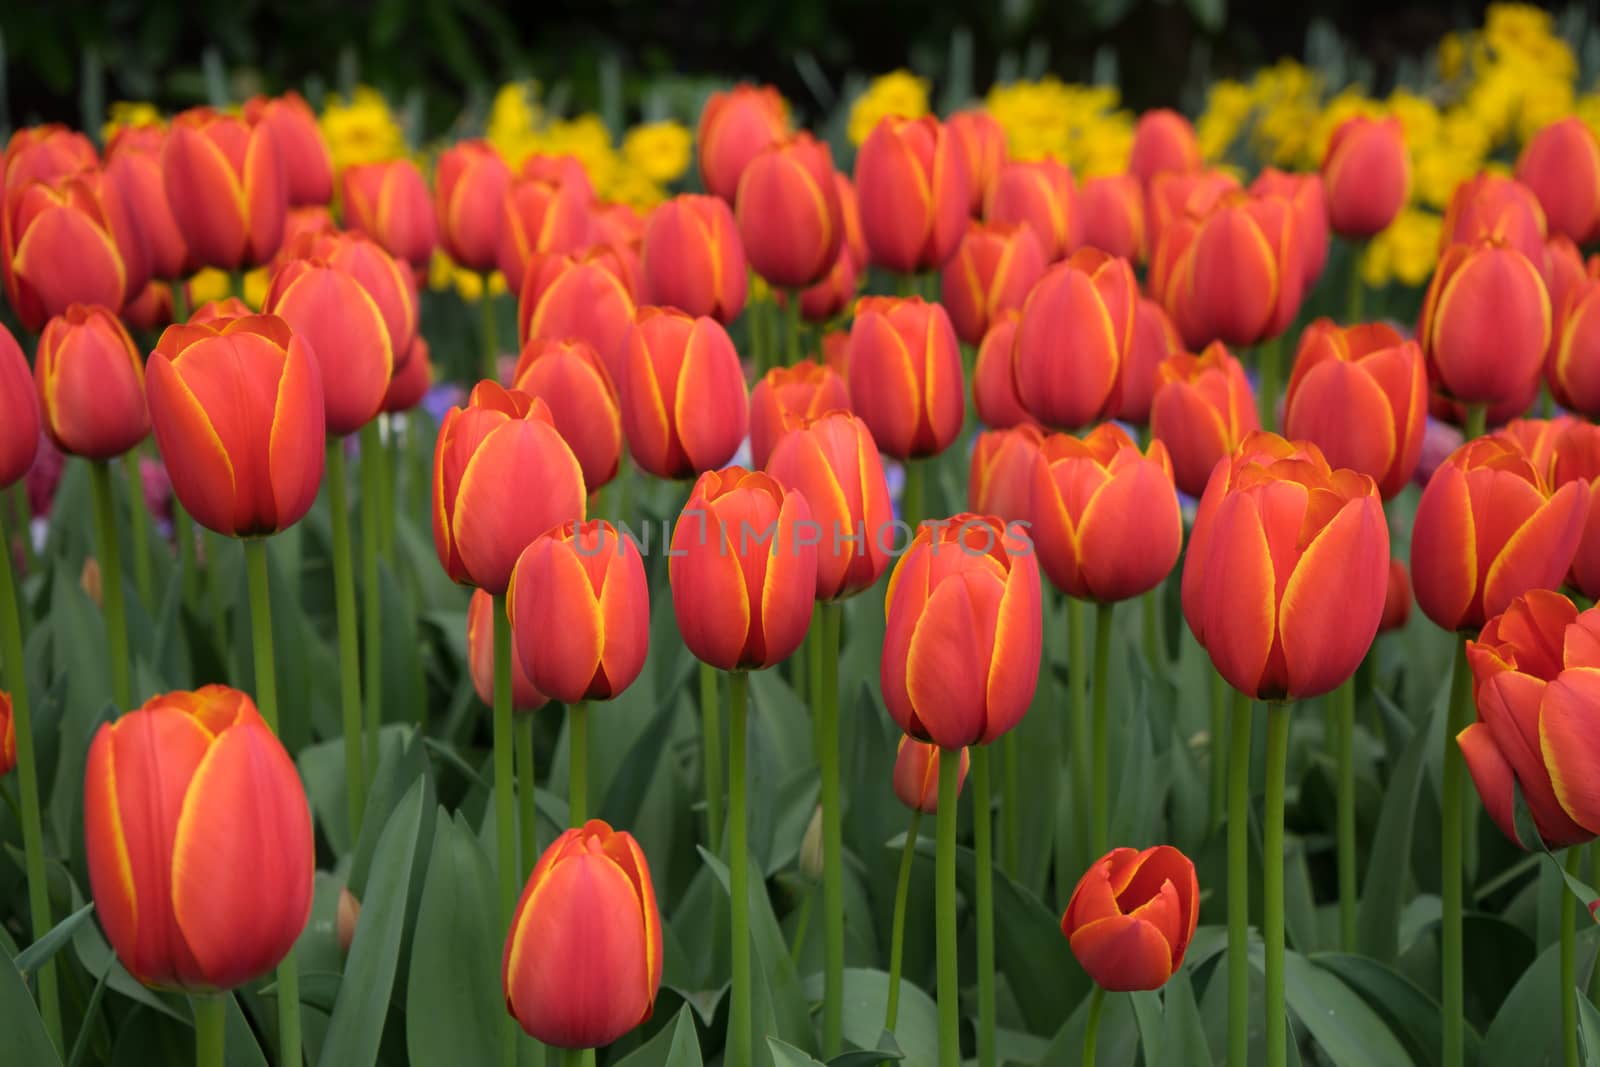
[818,601,845,1057]
[376,420,397,558]
[88,460,132,709]
[784,290,802,365]
[1258,335,1282,433]
[1442,639,1472,1067]
[936,748,961,1067]
[1227,689,1252,1067]
[173,499,200,611]
[1564,846,1583,1067]
[517,714,538,876]
[192,994,225,1067]
[326,442,366,840]
[0,512,60,1052]
[1335,679,1357,952]
[1068,597,1091,884]
[1264,702,1290,1067]
[885,810,922,1035]
[727,670,752,1067]
[360,422,383,782]
[1463,404,1487,442]
[1091,601,1113,858]
[9,483,39,577]
[1002,731,1020,875]
[492,593,519,1067]
[568,702,588,826]
[903,460,925,531]
[1346,241,1365,324]
[124,452,155,608]
[1142,586,1164,675]
[1590,842,1600,1008]
[1082,985,1106,1067]
[1210,669,1228,830]
[974,744,997,1067]
[481,279,499,383]
[700,662,723,852]
[789,890,813,961]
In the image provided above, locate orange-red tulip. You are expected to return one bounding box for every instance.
[1129,110,1202,188]
[622,307,749,480]
[520,154,595,197]
[670,468,817,670]
[792,244,859,323]
[749,360,850,469]
[35,305,148,459]
[882,514,1042,748]
[3,125,96,192]
[84,686,314,990]
[846,295,965,459]
[503,820,663,1048]
[1061,845,1199,992]
[382,336,433,414]
[1463,590,1600,847]
[282,228,418,359]
[1381,559,1412,633]
[1149,342,1260,497]
[1502,415,1574,477]
[1441,173,1547,263]
[0,324,38,487]
[947,109,1007,216]
[854,115,969,274]
[243,92,332,207]
[1322,116,1410,239]
[497,175,594,295]
[1283,320,1427,499]
[1012,250,1138,430]
[519,249,638,384]
[1114,297,1182,425]
[1031,424,1182,602]
[1183,433,1389,699]
[509,520,649,702]
[105,127,187,281]
[1517,117,1600,245]
[512,338,622,490]
[893,737,970,813]
[265,258,393,436]
[340,160,438,269]
[972,311,1034,431]
[435,140,513,272]
[123,281,173,332]
[1547,274,1600,416]
[969,424,1043,522]
[162,107,287,271]
[697,84,789,203]
[1550,420,1600,599]
[1159,190,1304,349]
[1145,169,1238,253]
[1080,174,1146,262]
[467,588,546,712]
[985,159,1079,261]
[0,691,13,778]
[1251,168,1327,293]
[1419,238,1550,409]
[590,201,646,260]
[3,171,140,329]
[735,133,843,290]
[940,221,1047,345]
[641,194,747,323]
[432,382,585,595]
[834,171,867,270]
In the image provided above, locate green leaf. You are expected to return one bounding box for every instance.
[0,950,61,1067]
[1186,0,1225,32]
[1129,989,1165,1064]
[1482,926,1600,1066]
[613,1005,703,1067]
[15,902,95,977]
[1357,699,1434,962]
[1156,968,1213,1067]
[1247,946,1412,1065]
[1315,951,1460,1067]
[797,968,935,1067]
[766,1037,827,1067]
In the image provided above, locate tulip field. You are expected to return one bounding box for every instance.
[7,4,1600,1066]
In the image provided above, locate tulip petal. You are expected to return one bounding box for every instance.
[1540,667,1600,835]
[1411,464,1477,632]
[1279,497,1388,698]
[1068,914,1176,992]
[596,543,650,698]
[1200,493,1277,697]
[145,353,239,537]
[669,508,752,671]
[907,571,999,748]
[1075,458,1183,602]
[1483,482,1589,621]
[266,338,326,535]
[1459,722,1523,848]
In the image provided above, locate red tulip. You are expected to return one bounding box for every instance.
[1551,420,1600,599]
[749,360,851,469]
[1322,116,1410,239]
[1517,117,1600,245]
[972,311,1035,431]
[641,194,747,323]
[243,92,333,207]
[854,116,970,274]
[382,336,433,414]
[467,588,546,712]
[3,171,140,329]
[519,249,638,385]
[985,159,1079,261]
[512,338,622,491]
[520,154,596,199]
[497,176,593,296]
[0,324,39,487]
[969,424,1043,523]
[435,140,513,272]
[697,84,789,202]
[1419,237,1550,409]
[1158,190,1303,349]
[893,737,969,813]
[736,133,844,289]
[3,125,96,192]
[1250,168,1327,293]
[1441,174,1547,263]
[265,257,393,436]
[1080,174,1146,262]
[340,160,438,269]
[1129,110,1202,188]
[1012,250,1138,430]
[947,109,1007,215]
[622,307,749,480]
[1061,845,1199,991]
[105,127,187,280]
[834,171,868,270]
[846,296,965,459]
[35,305,149,459]
[792,244,859,323]
[163,107,287,271]
[1547,274,1600,416]
[940,221,1047,345]
[0,691,13,778]
[1113,297,1182,425]
[1149,342,1260,497]
[1145,169,1238,253]
[284,228,418,359]
[1380,559,1412,633]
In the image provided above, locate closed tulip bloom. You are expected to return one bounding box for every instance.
[1411,432,1587,633]
[1463,590,1600,847]
[0,691,12,777]
[765,410,893,600]
[3,172,138,329]
[1012,250,1138,431]
[893,737,970,813]
[794,244,859,323]
[1183,433,1389,699]
[985,159,1080,261]
[1322,116,1410,238]
[749,360,850,469]
[947,109,1007,215]
[509,520,649,702]
[941,221,1047,345]
[467,588,546,712]
[847,296,965,459]
[1251,168,1327,292]
[265,258,393,436]
[970,424,1043,522]
[498,175,594,295]
[1419,238,1550,408]
[435,140,513,271]
[503,820,663,1048]
[1548,276,1600,416]
[512,338,622,490]
[382,336,433,414]
[3,125,96,192]
[1441,174,1547,263]
[622,308,749,480]
[519,250,638,384]
[1145,169,1238,253]
[0,324,38,487]
[123,281,174,332]
[1516,118,1600,245]
[1031,425,1182,602]
[1129,110,1203,188]
[834,171,868,270]
[84,685,314,990]
[882,515,1042,748]
[697,84,789,202]
[736,133,843,290]
[590,202,646,261]
[1150,343,1260,497]
[670,467,817,670]
[243,92,333,206]
[972,311,1034,431]
[1381,559,1412,633]
[35,305,149,459]
[1114,297,1182,425]
[1551,421,1600,598]
[162,107,287,271]
[340,160,438,269]
[1163,191,1303,349]
[1080,174,1146,262]
[641,194,747,322]
[855,115,970,274]
[1283,320,1427,499]
[284,228,419,359]
[433,381,586,595]
[1061,845,1199,992]
[105,127,188,280]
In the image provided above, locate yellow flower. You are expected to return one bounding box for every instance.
[601,168,668,213]
[1361,208,1442,288]
[188,269,231,307]
[622,121,692,184]
[319,86,406,173]
[101,101,163,144]
[848,70,930,145]
[487,81,544,166]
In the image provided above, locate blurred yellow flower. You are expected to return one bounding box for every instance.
[984,77,1130,175]
[622,121,692,184]
[602,168,668,212]
[848,70,930,145]
[487,81,544,166]
[189,269,231,308]
[101,101,162,144]
[319,87,406,173]
[1360,208,1442,288]
[1197,80,1252,161]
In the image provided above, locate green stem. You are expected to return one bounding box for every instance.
[975,745,996,1067]
[903,460,925,532]
[1264,702,1291,1067]
[1463,404,1487,442]
[1258,334,1282,433]
[171,279,190,325]
[327,442,366,840]
[1210,669,1228,830]
[727,670,752,1067]
[1442,639,1472,1067]
[1227,689,1252,1067]
[89,460,131,709]
[174,498,200,610]
[1335,679,1357,952]
[568,701,588,826]
[360,422,383,782]
[481,280,499,383]
[1002,731,1020,875]
[9,483,38,577]
[124,451,154,608]
[193,994,225,1067]
[0,512,60,1051]
[1591,841,1600,1008]
[1346,240,1365,324]
[1083,985,1106,1067]
[1565,847,1583,1067]
[885,810,922,1034]
[700,662,723,852]
[936,747,961,1067]
[493,594,518,1067]
[819,602,845,1057]
[1091,601,1113,858]
[789,890,813,963]
[1068,598,1091,878]
[1142,586,1163,674]
[517,713,538,876]
[203,530,228,640]
[376,420,396,559]
[784,289,802,365]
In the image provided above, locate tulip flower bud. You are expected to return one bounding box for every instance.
[986,159,1080,262]
[0,324,40,488]
[433,382,586,594]
[243,92,333,207]
[893,737,969,813]
[0,691,14,778]
[792,246,859,323]
[641,194,748,323]
[799,805,825,883]
[947,109,1007,216]
[382,336,433,415]
[1031,425,1182,602]
[1516,117,1600,245]
[1380,559,1412,634]
[1183,433,1389,699]
[497,175,594,295]
[1146,170,1238,256]
[622,308,750,480]
[1548,275,1600,417]
[340,160,438,269]
[855,115,970,274]
[1420,238,1550,409]
[519,250,638,385]
[1322,116,1410,239]
[1061,845,1199,991]
[969,425,1043,522]
[1441,174,1547,263]
[105,127,188,281]
[1113,297,1182,426]
[1150,343,1261,497]
[265,258,394,436]
[1463,589,1600,847]
[2,171,141,329]
[337,888,361,956]
[697,84,789,202]
[846,295,965,459]
[163,107,288,271]
[1251,168,1327,293]
[1283,320,1427,500]
[467,588,547,712]
[749,360,851,469]
[285,229,419,360]
[1161,190,1304,349]
[834,172,868,270]
[512,338,622,491]
[1549,421,1600,599]
[3,125,97,192]
[940,221,1047,345]
[1129,110,1202,189]
[435,140,513,272]
[1079,174,1146,262]
[503,820,664,1048]
[34,305,149,459]
[670,467,817,671]
[84,686,315,990]
[1012,250,1138,431]
[736,133,844,290]
[509,520,649,702]
[970,311,1033,431]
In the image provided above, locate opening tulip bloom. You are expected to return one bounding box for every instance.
[34,304,149,460]
[697,84,789,203]
[2,171,142,329]
[1061,845,1199,992]
[969,424,1043,523]
[641,194,748,322]
[1012,250,1137,430]
[1464,590,1600,848]
[503,820,663,1049]
[669,467,818,671]
[512,338,623,490]
[1157,189,1303,350]
[518,250,638,385]
[265,257,394,436]
[467,588,547,712]
[3,125,97,191]
[435,140,513,272]
[497,175,594,295]
[940,221,1047,345]
[985,159,1080,262]
[1283,320,1427,500]
[508,520,649,703]
[432,381,586,595]
[893,737,969,814]
[846,296,965,459]
[1440,174,1548,263]
[735,133,844,290]
[749,360,851,469]
[83,686,315,990]
[881,514,1042,748]
[1182,433,1389,701]
[1080,174,1147,263]
[1149,342,1260,498]
[1419,238,1550,409]
[1029,425,1182,602]
[1321,116,1410,239]
[243,92,333,207]
[162,107,287,271]
[622,307,750,480]
[340,160,438,269]
[947,109,1006,215]
[0,324,39,487]
[1113,297,1182,425]
[854,115,970,274]
[1129,110,1203,189]
[972,311,1035,431]
[105,127,188,281]
[1516,117,1600,245]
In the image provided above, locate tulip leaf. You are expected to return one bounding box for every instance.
[1129,989,1166,1064]
[1248,944,1412,1065]
[0,949,61,1067]
[1482,925,1600,1066]
[766,1038,828,1067]
[14,901,94,977]
[1315,952,1458,1067]
[1356,698,1435,962]
[799,969,932,1066]
[1155,967,1213,1067]
[613,1004,703,1067]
